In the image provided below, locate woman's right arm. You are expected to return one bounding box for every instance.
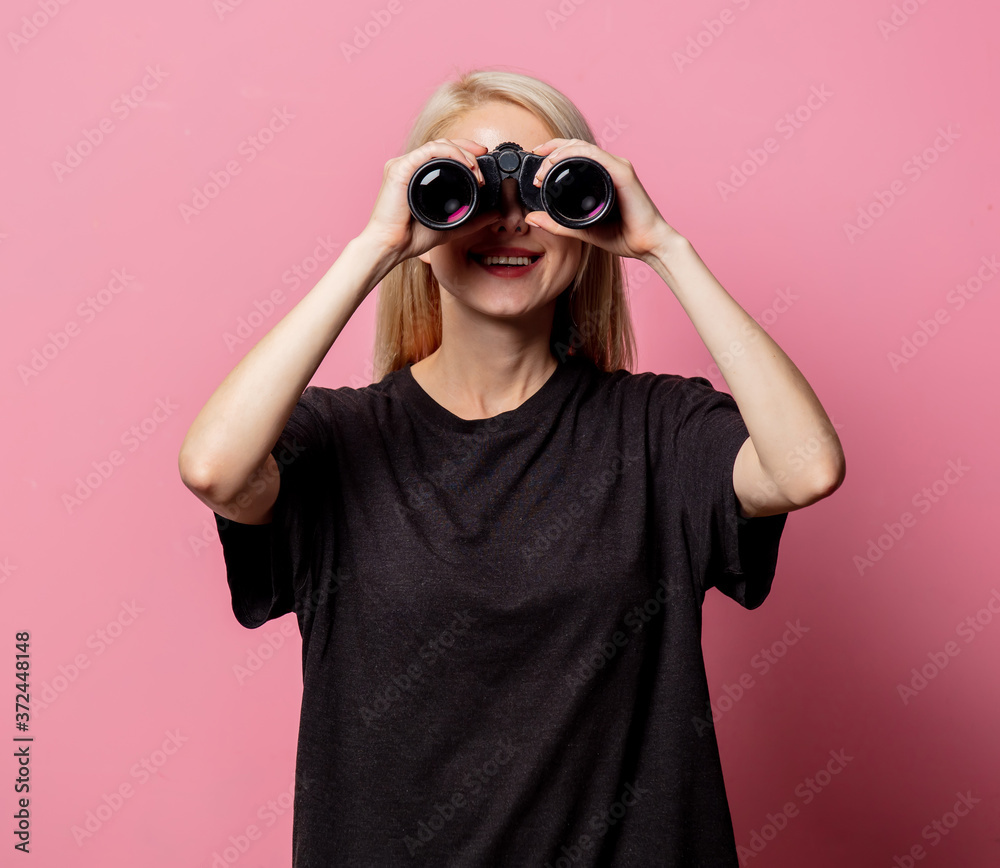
[177,137,499,525]
[177,234,397,525]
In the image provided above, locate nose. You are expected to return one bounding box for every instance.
[491,177,528,234]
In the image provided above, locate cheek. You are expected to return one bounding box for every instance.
[426,250,462,277]
[432,253,477,292]
[556,244,583,278]
[447,248,472,267]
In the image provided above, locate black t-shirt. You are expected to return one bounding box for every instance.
[213,353,788,867]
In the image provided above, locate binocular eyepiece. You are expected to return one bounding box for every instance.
[407,141,617,231]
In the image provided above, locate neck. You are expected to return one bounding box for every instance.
[417,316,560,419]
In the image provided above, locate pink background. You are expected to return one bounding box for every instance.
[3,0,998,864]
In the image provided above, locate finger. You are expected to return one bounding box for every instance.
[531,141,605,186]
[439,142,485,183]
[457,147,488,183]
[449,138,490,152]
[416,139,484,181]
[447,211,502,238]
[529,138,576,156]
[443,138,489,170]
[524,210,572,236]
[533,144,630,192]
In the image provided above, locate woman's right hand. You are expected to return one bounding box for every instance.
[357,138,502,269]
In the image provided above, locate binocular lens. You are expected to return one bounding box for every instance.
[543,159,611,225]
[410,161,475,227]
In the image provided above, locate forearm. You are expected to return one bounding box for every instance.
[642,231,845,501]
[178,234,395,499]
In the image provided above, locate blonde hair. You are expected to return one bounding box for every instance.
[371,67,638,382]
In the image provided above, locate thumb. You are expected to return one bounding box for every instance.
[524,211,566,235]
[453,211,502,238]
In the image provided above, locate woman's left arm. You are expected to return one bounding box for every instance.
[525,138,846,519]
[643,230,846,519]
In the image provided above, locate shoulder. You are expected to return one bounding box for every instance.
[299,370,399,410]
[575,356,726,411]
[292,367,415,434]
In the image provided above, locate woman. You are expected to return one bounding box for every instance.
[179,68,845,867]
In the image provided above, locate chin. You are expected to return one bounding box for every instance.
[446,282,558,318]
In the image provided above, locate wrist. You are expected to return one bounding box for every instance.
[348,232,402,283]
[640,224,690,271]
[640,228,693,288]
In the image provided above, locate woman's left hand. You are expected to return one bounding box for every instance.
[524,138,683,263]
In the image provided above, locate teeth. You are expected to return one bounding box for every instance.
[480,255,536,266]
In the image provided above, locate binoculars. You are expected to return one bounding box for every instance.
[407,141,617,231]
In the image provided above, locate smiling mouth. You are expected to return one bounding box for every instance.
[469,253,543,267]
[468,253,544,279]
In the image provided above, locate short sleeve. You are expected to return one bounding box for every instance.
[653,375,787,609]
[213,386,336,628]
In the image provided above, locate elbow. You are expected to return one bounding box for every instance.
[804,453,846,505]
[178,449,218,496]
[822,449,847,494]
[776,452,845,511]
